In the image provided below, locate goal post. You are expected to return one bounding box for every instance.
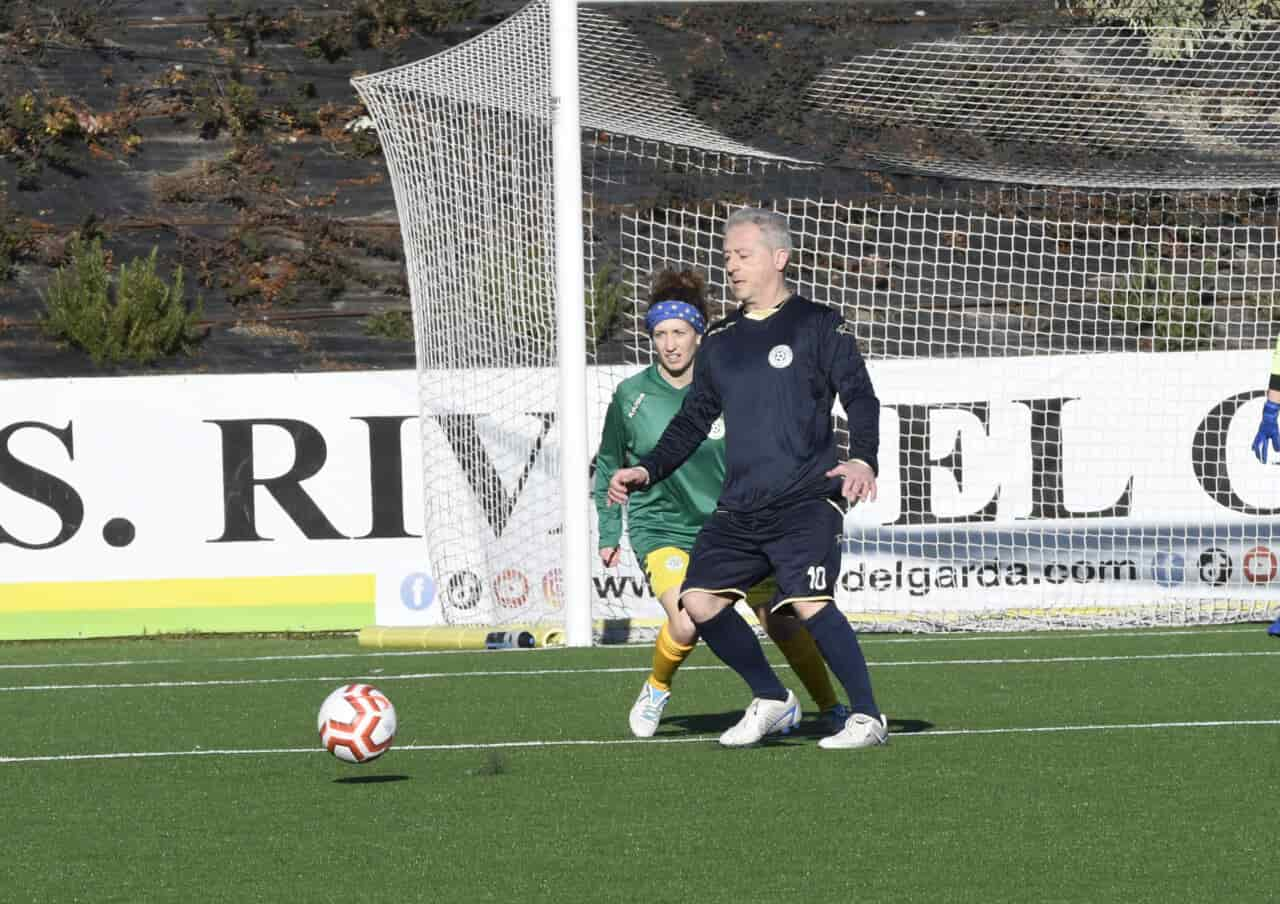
[549,0,594,647]
[353,1,1280,638]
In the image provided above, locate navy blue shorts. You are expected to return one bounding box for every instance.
[680,497,845,611]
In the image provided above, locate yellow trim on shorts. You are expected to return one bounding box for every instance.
[770,593,835,613]
[678,584,778,609]
[677,586,748,604]
[644,547,690,599]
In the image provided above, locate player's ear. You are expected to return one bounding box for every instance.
[773,247,790,273]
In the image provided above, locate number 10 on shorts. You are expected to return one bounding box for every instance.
[807,565,827,590]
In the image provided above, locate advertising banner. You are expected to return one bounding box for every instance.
[1,349,1278,638]
[0,372,423,639]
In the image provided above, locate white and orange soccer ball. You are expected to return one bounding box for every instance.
[317,684,397,764]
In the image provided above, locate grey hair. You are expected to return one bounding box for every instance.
[725,207,793,254]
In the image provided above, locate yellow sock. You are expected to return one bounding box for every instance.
[648,621,695,692]
[775,629,838,712]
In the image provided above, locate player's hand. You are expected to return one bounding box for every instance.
[826,459,877,503]
[1254,400,1280,463]
[607,466,649,505]
[600,547,620,568]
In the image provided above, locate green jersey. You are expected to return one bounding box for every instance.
[594,364,725,562]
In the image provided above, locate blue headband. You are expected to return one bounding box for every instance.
[645,300,706,335]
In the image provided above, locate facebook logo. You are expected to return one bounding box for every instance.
[400,572,436,611]
[1149,552,1185,587]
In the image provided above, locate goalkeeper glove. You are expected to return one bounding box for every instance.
[1253,400,1280,463]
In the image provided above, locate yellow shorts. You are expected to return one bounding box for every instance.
[643,546,777,608]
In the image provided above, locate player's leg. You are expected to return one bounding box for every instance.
[681,513,799,745]
[748,579,844,725]
[765,499,887,749]
[645,547,699,689]
[628,548,698,738]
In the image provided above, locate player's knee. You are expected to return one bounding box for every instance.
[790,599,830,621]
[669,607,698,644]
[681,590,731,623]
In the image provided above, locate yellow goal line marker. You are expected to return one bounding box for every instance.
[0,575,375,611]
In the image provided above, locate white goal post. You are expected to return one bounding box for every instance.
[353,1,1280,641]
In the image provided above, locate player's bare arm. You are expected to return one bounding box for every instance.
[607,465,649,505]
[826,459,877,503]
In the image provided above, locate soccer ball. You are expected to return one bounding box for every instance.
[317,683,397,764]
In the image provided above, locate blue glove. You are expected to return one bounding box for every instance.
[1253,400,1280,463]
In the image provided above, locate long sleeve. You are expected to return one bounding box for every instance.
[822,313,880,475]
[1270,333,1280,392]
[636,348,722,485]
[592,395,628,549]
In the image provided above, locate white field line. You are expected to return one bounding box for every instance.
[2,649,1279,693]
[0,625,1266,671]
[3,718,1278,765]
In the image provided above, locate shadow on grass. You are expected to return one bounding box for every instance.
[333,774,411,784]
[658,712,934,739]
[887,717,933,734]
[660,712,740,735]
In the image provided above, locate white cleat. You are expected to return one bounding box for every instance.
[818,711,889,750]
[718,689,802,747]
[628,681,671,738]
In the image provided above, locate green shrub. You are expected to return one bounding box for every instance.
[0,197,31,279]
[363,308,413,340]
[1100,243,1216,352]
[589,258,627,343]
[41,237,204,364]
[1077,0,1276,57]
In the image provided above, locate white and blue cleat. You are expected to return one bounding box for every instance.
[819,711,889,750]
[628,680,672,738]
[719,689,802,747]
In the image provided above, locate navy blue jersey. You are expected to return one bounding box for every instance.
[636,294,879,513]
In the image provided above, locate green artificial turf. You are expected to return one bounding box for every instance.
[2,626,1276,903]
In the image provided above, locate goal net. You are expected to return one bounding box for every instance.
[353,1,1280,634]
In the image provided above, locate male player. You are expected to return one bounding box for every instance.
[608,207,887,749]
[595,268,847,737]
[1247,335,1280,637]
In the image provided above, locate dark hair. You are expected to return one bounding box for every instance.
[647,268,708,321]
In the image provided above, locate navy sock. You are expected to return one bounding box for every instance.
[803,603,881,719]
[695,605,787,701]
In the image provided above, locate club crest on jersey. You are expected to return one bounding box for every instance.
[768,344,793,369]
[709,416,725,439]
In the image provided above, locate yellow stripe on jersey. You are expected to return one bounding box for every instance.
[743,293,794,320]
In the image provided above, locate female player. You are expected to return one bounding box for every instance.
[593,268,848,736]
